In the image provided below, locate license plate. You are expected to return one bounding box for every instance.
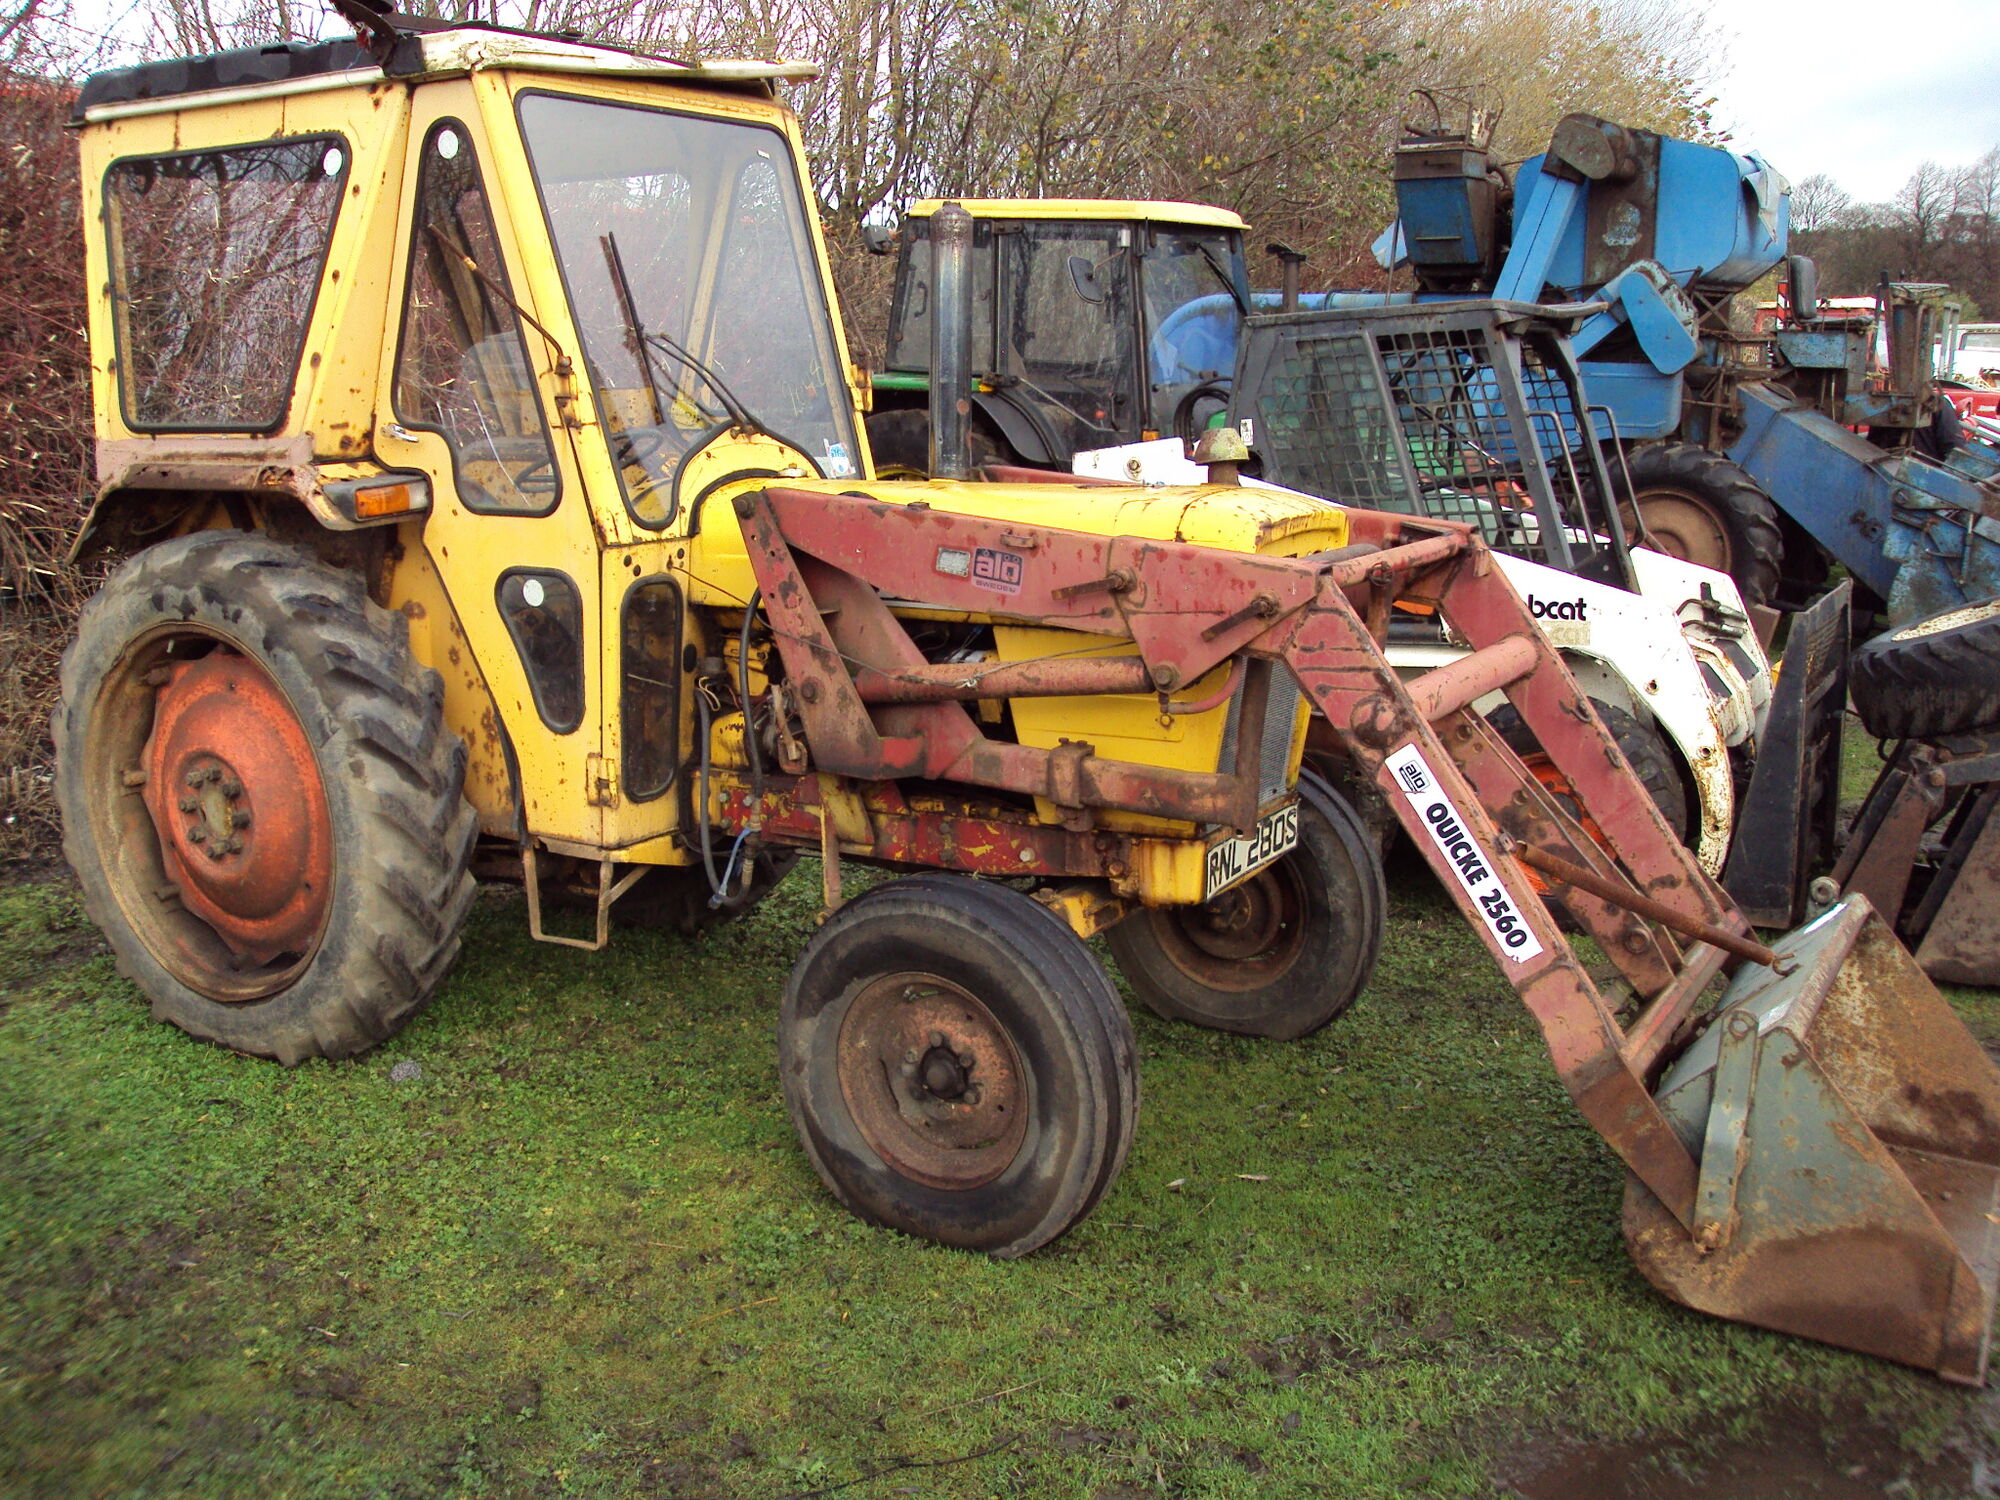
[1202,802,1300,901]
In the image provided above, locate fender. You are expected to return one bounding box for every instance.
[972,389,1060,467]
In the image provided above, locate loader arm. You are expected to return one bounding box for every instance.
[726,481,2000,1383]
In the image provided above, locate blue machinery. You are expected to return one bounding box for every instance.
[1377,112,2000,625]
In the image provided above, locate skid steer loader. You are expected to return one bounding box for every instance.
[53,10,2000,1382]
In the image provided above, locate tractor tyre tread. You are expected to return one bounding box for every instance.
[54,530,476,1065]
[1849,596,2000,740]
[779,874,1137,1258]
[1624,442,1785,610]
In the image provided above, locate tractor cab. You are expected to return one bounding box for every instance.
[868,200,1249,471]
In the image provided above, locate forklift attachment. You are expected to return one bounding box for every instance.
[1625,897,2000,1384]
[1721,581,1850,927]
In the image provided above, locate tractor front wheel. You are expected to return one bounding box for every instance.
[779,874,1137,1257]
[53,531,477,1063]
[1107,773,1385,1040]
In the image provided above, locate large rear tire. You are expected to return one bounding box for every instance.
[1849,597,2000,740]
[779,874,1137,1257]
[1107,773,1385,1040]
[53,532,477,1063]
[1619,443,1784,610]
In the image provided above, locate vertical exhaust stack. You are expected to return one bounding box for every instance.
[929,201,976,480]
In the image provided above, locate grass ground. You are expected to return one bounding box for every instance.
[1,720,1994,1499]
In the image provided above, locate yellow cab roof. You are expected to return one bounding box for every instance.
[904,199,1246,230]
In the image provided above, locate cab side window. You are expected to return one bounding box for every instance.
[393,122,559,513]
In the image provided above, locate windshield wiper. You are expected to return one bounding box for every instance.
[601,231,771,439]
[1194,240,1249,315]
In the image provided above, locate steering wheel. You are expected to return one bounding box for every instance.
[513,455,557,494]
[1172,382,1233,447]
[613,426,677,470]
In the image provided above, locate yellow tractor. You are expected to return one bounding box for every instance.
[53,9,2000,1382]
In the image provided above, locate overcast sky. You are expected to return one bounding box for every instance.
[61,0,2000,204]
[1705,0,2000,201]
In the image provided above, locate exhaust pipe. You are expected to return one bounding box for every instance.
[929,201,975,480]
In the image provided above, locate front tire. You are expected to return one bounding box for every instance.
[779,874,1137,1257]
[53,532,477,1063]
[1107,773,1385,1040]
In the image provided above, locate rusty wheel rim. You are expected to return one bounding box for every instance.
[835,972,1029,1191]
[1626,487,1733,575]
[92,629,332,1002]
[1151,858,1309,993]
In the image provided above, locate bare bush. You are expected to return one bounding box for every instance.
[0,73,87,864]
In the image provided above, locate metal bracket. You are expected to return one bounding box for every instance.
[1692,1009,1759,1251]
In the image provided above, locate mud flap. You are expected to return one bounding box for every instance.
[1624,896,2000,1383]
[1721,580,1850,927]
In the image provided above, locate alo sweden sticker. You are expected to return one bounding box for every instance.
[1383,743,1544,963]
[820,440,855,478]
[970,546,1023,594]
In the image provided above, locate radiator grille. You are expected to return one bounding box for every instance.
[1218,663,1305,807]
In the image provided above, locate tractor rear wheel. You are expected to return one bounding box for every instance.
[1107,773,1384,1040]
[779,873,1137,1257]
[1618,443,1783,610]
[53,531,477,1063]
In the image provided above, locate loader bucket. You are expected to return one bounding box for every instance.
[1623,896,2000,1384]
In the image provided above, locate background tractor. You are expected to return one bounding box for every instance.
[50,9,2000,1383]
[864,198,1265,471]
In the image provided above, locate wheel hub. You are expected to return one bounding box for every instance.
[836,975,1028,1191]
[1630,487,1732,574]
[1182,876,1286,962]
[140,651,332,969]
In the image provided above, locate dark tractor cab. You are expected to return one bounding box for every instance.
[867,200,1249,474]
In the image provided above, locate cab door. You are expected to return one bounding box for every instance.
[375,81,608,851]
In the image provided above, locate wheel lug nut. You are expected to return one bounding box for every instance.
[929,1031,945,1048]
[187,825,206,842]
[903,1048,919,1064]
[220,779,242,799]
[205,843,226,861]
[184,770,204,789]
[230,810,250,829]
[178,796,198,813]
[958,1051,975,1069]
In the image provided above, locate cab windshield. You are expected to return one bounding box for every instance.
[1144,230,1242,387]
[519,92,858,526]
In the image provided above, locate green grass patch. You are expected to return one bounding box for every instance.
[0,853,1991,1498]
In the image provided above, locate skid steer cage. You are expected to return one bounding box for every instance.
[736,485,2000,1380]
